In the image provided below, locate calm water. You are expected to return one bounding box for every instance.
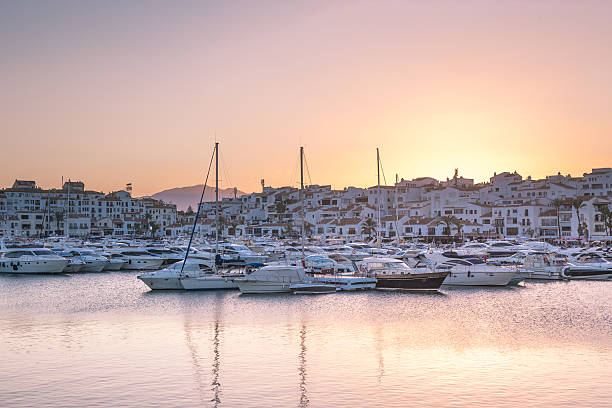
[1,272,611,408]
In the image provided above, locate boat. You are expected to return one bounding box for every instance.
[422,252,518,286]
[234,265,308,294]
[359,256,448,290]
[100,252,126,271]
[60,248,108,272]
[290,282,338,294]
[63,258,85,273]
[312,274,376,291]
[112,249,165,270]
[0,248,69,274]
[138,259,216,290]
[560,253,612,280]
[516,252,566,280]
[435,258,518,286]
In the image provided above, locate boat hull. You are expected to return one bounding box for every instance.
[0,259,69,274]
[290,283,337,294]
[562,267,612,280]
[313,275,376,291]
[121,258,164,271]
[443,271,516,286]
[137,276,183,290]
[235,280,293,294]
[180,276,239,290]
[373,272,448,290]
[82,260,108,273]
[103,261,125,271]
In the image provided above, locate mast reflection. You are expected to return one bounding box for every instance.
[298,324,309,408]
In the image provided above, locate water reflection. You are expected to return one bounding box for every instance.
[183,294,224,407]
[298,324,309,408]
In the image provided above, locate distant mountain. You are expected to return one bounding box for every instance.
[145,185,246,211]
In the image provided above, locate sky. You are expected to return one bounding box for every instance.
[1,0,611,196]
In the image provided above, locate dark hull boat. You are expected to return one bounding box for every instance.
[373,272,448,290]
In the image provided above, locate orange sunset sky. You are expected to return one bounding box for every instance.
[1,1,611,196]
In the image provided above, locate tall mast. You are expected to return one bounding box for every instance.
[376,148,381,244]
[65,179,70,239]
[215,142,219,259]
[300,146,305,258]
[395,173,399,244]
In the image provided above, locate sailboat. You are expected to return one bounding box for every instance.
[359,148,449,290]
[137,142,241,290]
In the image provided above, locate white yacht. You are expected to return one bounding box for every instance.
[435,258,518,286]
[516,252,565,280]
[562,253,612,280]
[138,259,215,290]
[179,263,244,290]
[234,265,307,294]
[311,274,377,291]
[112,249,165,270]
[99,252,126,271]
[63,258,86,273]
[0,248,69,274]
[61,248,108,272]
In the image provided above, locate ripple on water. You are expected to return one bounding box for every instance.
[0,273,611,408]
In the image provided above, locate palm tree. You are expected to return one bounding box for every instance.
[571,196,587,239]
[275,200,287,223]
[54,211,64,235]
[439,215,456,240]
[601,206,612,236]
[550,198,563,239]
[452,218,465,244]
[362,218,376,239]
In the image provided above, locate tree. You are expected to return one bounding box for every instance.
[439,215,457,239]
[571,196,587,239]
[452,218,465,243]
[275,200,287,223]
[600,205,612,236]
[550,198,563,239]
[228,220,239,236]
[186,205,195,216]
[54,211,64,235]
[362,218,376,238]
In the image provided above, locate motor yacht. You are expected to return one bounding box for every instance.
[234,265,308,294]
[60,248,108,272]
[0,248,69,274]
[111,249,165,270]
[562,253,612,280]
[435,258,518,286]
[358,257,448,290]
[516,252,566,280]
[138,259,216,290]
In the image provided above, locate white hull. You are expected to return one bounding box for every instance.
[0,259,69,274]
[235,280,293,294]
[443,271,516,286]
[103,260,125,271]
[63,263,84,273]
[313,275,376,291]
[82,260,108,273]
[180,276,239,290]
[121,258,164,270]
[518,271,564,281]
[138,276,183,290]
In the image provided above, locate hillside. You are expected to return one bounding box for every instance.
[145,185,246,211]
